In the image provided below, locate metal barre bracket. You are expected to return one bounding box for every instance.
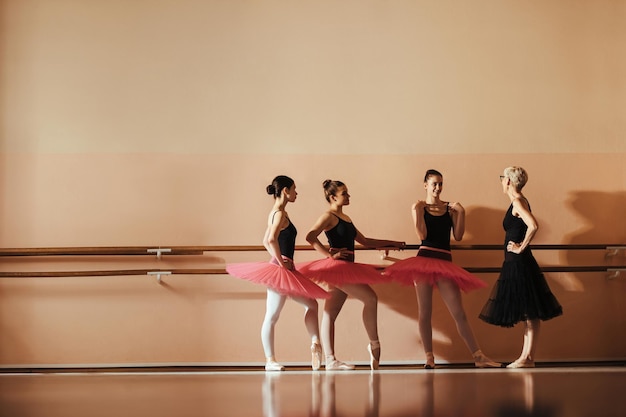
[147,271,172,283]
[605,246,626,258]
[147,248,172,259]
[606,269,624,280]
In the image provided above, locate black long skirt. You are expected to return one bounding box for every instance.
[479,251,563,328]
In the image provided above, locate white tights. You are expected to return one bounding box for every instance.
[261,288,320,359]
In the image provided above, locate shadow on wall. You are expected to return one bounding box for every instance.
[557,190,626,358]
[563,190,626,245]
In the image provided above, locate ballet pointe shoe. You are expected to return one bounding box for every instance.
[506,358,535,369]
[424,352,435,369]
[311,342,322,371]
[325,356,355,371]
[368,340,381,370]
[473,350,503,368]
[265,358,285,372]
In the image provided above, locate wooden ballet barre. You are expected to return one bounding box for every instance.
[463,266,626,273]
[405,244,624,251]
[0,269,221,278]
[0,247,204,257]
[0,244,623,257]
[1,265,624,279]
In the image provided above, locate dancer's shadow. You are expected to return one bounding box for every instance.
[563,190,626,264]
[558,190,626,356]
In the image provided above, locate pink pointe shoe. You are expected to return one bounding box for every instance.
[311,342,322,371]
[368,341,381,370]
[506,358,535,369]
[326,358,355,371]
[265,360,285,372]
[473,350,503,368]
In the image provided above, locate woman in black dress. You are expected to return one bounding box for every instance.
[479,166,563,368]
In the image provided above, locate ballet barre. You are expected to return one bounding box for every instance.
[0,244,623,281]
[0,244,624,256]
[0,246,205,257]
[0,266,624,282]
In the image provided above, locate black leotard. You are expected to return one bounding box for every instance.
[324,214,357,261]
[421,205,452,251]
[274,214,297,259]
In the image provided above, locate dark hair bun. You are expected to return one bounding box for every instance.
[266,185,276,195]
[322,179,332,188]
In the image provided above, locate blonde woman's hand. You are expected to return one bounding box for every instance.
[507,241,523,254]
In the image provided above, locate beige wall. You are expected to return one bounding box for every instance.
[0,0,624,367]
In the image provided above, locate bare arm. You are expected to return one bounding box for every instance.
[412,201,427,241]
[508,198,538,254]
[305,212,337,258]
[449,202,465,241]
[354,228,404,249]
[263,210,291,268]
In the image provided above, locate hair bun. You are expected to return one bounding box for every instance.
[322,179,332,188]
[266,185,276,195]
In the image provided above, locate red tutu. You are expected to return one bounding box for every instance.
[296,258,386,285]
[226,262,330,299]
[383,253,486,292]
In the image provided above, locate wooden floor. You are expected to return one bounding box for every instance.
[0,364,624,417]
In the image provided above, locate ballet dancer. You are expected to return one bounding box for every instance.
[299,179,405,370]
[383,169,501,368]
[479,166,563,368]
[226,175,328,371]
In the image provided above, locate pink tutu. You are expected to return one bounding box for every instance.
[226,262,330,299]
[382,248,486,292]
[296,258,387,285]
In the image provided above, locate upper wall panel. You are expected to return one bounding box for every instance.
[1,0,624,154]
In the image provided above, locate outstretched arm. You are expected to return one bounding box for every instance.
[354,229,405,249]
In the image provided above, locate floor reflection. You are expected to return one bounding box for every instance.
[0,366,624,416]
[263,372,382,417]
[259,367,624,417]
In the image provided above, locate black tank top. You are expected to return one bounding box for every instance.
[324,214,356,252]
[421,205,453,251]
[503,201,531,259]
[277,218,297,259]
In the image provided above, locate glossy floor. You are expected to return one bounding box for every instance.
[0,365,624,417]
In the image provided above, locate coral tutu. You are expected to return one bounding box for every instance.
[383,247,486,292]
[226,261,330,299]
[296,258,386,285]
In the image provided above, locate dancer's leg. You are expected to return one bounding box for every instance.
[338,284,379,341]
[291,294,322,370]
[321,288,348,363]
[339,283,380,369]
[414,281,434,357]
[436,279,479,353]
[437,279,501,368]
[508,319,540,368]
[290,295,321,343]
[262,289,287,370]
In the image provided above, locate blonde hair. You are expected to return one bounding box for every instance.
[503,166,528,190]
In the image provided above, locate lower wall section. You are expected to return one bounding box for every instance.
[0,152,624,366]
[0,252,624,367]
